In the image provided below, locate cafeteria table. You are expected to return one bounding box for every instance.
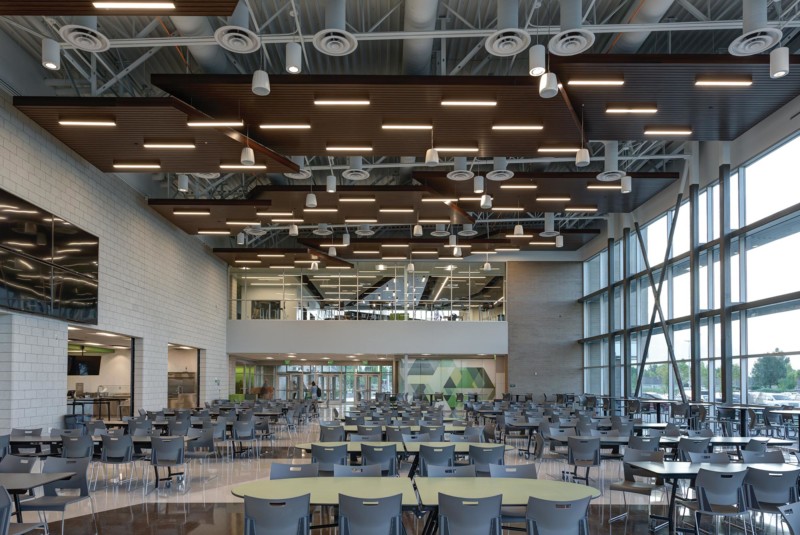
[342,424,465,437]
[231,476,417,505]
[628,461,800,534]
[767,408,800,445]
[415,477,600,535]
[720,404,765,437]
[0,472,75,522]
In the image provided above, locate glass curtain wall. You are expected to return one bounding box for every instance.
[582,134,800,406]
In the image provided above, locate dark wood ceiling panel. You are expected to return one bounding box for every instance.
[152,74,584,157]
[551,54,800,141]
[148,199,274,235]
[213,248,353,269]
[14,97,296,173]
[0,1,239,15]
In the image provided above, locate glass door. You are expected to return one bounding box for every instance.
[318,373,344,404]
[286,374,304,400]
[354,373,381,402]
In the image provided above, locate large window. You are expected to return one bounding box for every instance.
[744,136,800,225]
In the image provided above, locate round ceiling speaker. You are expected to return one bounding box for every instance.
[251,70,270,96]
[485,28,531,57]
[355,224,374,237]
[431,224,450,238]
[447,156,474,181]
[458,224,478,237]
[342,156,370,181]
[425,148,440,167]
[284,156,312,180]
[240,147,255,166]
[575,148,590,168]
[313,223,333,236]
[539,73,559,98]
[313,29,358,56]
[413,224,423,237]
[192,172,221,180]
[486,157,514,181]
[244,225,267,236]
[59,24,110,52]
[214,25,260,54]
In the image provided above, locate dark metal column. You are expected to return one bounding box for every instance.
[690,183,702,401]
[129,338,136,417]
[196,349,202,407]
[607,238,617,411]
[719,164,734,403]
[622,227,631,398]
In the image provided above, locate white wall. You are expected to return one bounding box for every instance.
[0,92,229,431]
[227,320,508,356]
[67,351,130,394]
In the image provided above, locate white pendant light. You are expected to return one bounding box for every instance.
[513,224,524,236]
[236,232,245,245]
[41,38,60,70]
[539,72,559,98]
[528,44,546,76]
[431,224,450,237]
[251,69,270,96]
[177,173,189,192]
[328,246,337,257]
[575,148,591,167]
[326,174,337,193]
[771,46,789,79]
[407,262,415,273]
[288,224,299,236]
[621,175,632,194]
[425,148,439,166]
[480,194,493,209]
[448,234,457,247]
[285,42,302,74]
[310,261,319,271]
[474,175,485,194]
[240,146,255,166]
[413,224,423,237]
[556,235,564,248]
[305,192,317,208]
[453,247,462,257]
[483,260,492,271]
[342,232,351,246]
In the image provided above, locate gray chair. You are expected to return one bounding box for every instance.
[349,434,382,442]
[270,463,319,480]
[421,425,445,442]
[489,463,538,530]
[148,436,187,490]
[333,464,382,477]
[741,450,784,463]
[676,437,710,462]
[463,426,484,443]
[232,420,259,459]
[779,502,800,535]
[402,433,430,443]
[0,436,9,460]
[438,492,502,535]
[627,435,660,451]
[0,485,47,535]
[386,427,410,443]
[310,444,347,475]
[744,439,769,452]
[608,449,666,531]
[0,456,35,474]
[97,434,135,490]
[356,425,382,437]
[419,444,455,477]
[338,493,403,535]
[18,457,97,535]
[745,467,800,527]
[319,425,345,442]
[361,444,397,476]
[525,495,591,535]
[60,435,94,458]
[9,429,42,456]
[244,493,310,535]
[427,465,477,477]
[676,468,751,535]
[85,422,107,436]
[127,420,152,436]
[565,436,601,485]
[468,445,505,476]
[686,452,730,463]
[167,419,190,437]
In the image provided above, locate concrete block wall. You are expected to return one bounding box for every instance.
[0,92,229,431]
[506,261,583,397]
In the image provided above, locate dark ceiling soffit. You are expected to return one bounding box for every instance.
[413,171,680,180]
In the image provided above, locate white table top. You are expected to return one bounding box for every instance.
[231,477,418,506]
[414,477,600,506]
[343,425,465,433]
[294,441,511,454]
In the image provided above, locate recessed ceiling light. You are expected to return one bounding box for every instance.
[410,250,438,255]
[339,197,376,203]
[644,128,692,136]
[197,229,231,235]
[500,184,538,189]
[537,147,580,153]
[220,164,267,169]
[113,162,160,169]
[314,99,370,105]
[441,100,497,106]
[271,218,304,223]
[382,124,433,130]
[695,75,752,87]
[379,208,415,213]
[187,120,244,127]
[567,78,624,86]
[606,104,658,114]
[58,119,116,126]
[267,265,295,269]
[326,146,372,152]
[382,256,406,260]
[93,2,175,8]
[433,147,479,152]
[259,124,311,129]
[173,209,210,216]
[587,184,623,190]
[143,141,195,149]
[68,241,98,246]
[565,206,598,212]
[537,196,571,202]
[492,125,543,130]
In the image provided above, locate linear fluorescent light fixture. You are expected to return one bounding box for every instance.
[345,219,378,223]
[58,119,116,126]
[644,127,692,136]
[492,207,524,211]
[418,219,451,223]
[606,104,658,114]
[434,147,479,152]
[256,254,286,258]
[537,147,580,153]
[303,208,338,212]
[379,208,415,213]
[187,120,244,127]
[441,100,497,106]
[234,260,261,264]
[500,184,537,189]
[113,162,160,169]
[537,196,571,202]
[256,211,294,216]
[197,229,230,235]
[143,141,195,149]
[382,124,433,130]
[271,218,304,223]
[421,198,458,203]
[506,234,534,238]
[695,75,752,87]
[326,146,372,151]
[529,241,556,246]
[492,125,543,130]
[495,247,520,252]
[339,197,375,203]
[259,124,311,129]
[173,209,210,216]
[225,220,260,226]
[565,206,598,212]
[567,78,624,86]
[220,164,267,169]
[93,2,175,8]
[381,244,410,248]
[353,250,380,254]
[314,99,370,105]
[587,184,622,190]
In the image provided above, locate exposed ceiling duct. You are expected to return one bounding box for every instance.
[486,157,514,181]
[540,212,559,237]
[59,16,110,52]
[401,0,438,75]
[549,0,595,56]
[313,0,358,56]
[342,156,370,181]
[597,141,625,182]
[605,0,674,54]
[485,0,531,57]
[729,0,782,56]
[284,156,312,180]
[447,156,474,181]
[214,0,260,54]
[170,15,236,73]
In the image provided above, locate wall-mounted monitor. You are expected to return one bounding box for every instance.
[67,354,102,376]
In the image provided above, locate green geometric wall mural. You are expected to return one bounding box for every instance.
[401,358,496,408]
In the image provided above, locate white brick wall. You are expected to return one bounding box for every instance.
[0,93,229,431]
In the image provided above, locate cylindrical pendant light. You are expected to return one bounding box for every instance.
[342,232,351,246]
[251,70,270,96]
[545,212,555,234]
[528,44,546,76]
[326,174,337,193]
[240,147,255,166]
[539,72,559,98]
[286,42,302,74]
[771,46,789,79]
[474,175,485,194]
[621,175,632,194]
[413,224,423,237]
[328,246,337,257]
[513,224,524,236]
[289,224,299,236]
[453,247,462,257]
[310,261,319,271]
[407,262,415,273]
[556,235,564,248]
[483,261,492,271]
[448,234,457,247]
[177,173,189,192]
[305,192,317,208]
[575,148,591,167]
[425,148,439,166]
[236,232,245,245]
[480,194,493,209]
[42,38,60,70]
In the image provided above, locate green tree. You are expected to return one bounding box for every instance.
[750,355,791,390]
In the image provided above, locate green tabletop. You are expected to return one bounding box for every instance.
[343,425,465,434]
[294,441,512,454]
[414,477,600,506]
[231,476,418,506]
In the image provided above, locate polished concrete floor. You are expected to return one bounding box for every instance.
[16,407,788,534]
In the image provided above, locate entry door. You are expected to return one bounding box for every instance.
[318,374,344,403]
[355,374,381,402]
[286,374,304,400]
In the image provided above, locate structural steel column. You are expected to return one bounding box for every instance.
[622,227,631,398]
[606,237,616,410]
[719,164,734,402]
[690,183,702,401]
